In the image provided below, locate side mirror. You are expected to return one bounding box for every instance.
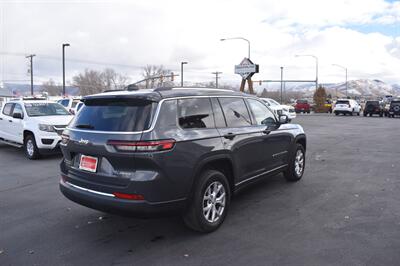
[279,114,289,124]
[12,113,23,119]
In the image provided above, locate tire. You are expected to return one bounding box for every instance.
[379,113,383,117]
[284,144,305,182]
[363,112,367,117]
[24,134,41,160]
[357,112,360,116]
[183,169,231,233]
[307,110,310,114]
[335,112,339,116]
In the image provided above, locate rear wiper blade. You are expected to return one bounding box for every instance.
[75,124,95,129]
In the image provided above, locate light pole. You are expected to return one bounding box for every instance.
[332,64,348,97]
[280,66,284,104]
[220,37,251,59]
[180,61,187,87]
[62,43,70,96]
[26,54,36,96]
[295,54,318,90]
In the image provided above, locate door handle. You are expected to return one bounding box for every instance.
[262,129,271,135]
[0,117,3,120]
[8,120,12,123]
[223,133,236,140]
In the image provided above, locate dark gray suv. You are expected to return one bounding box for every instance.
[59,88,306,232]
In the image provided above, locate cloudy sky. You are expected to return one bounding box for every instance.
[1,0,400,88]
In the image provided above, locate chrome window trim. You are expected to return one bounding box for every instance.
[65,95,266,134]
[65,181,115,197]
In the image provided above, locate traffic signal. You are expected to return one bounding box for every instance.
[171,72,174,81]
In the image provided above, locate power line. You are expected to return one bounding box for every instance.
[0,51,144,69]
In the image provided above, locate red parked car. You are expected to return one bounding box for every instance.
[295,100,311,114]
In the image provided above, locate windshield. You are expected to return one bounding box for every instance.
[72,100,80,108]
[25,102,70,117]
[268,99,280,106]
[71,98,157,132]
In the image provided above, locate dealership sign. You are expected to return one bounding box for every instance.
[234,58,259,79]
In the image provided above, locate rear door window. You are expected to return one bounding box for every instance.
[2,103,14,116]
[178,98,214,129]
[219,97,252,127]
[71,98,157,132]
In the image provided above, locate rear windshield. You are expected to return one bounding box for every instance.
[297,100,308,104]
[336,100,349,105]
[366,101,379,106]
[25,103,70,117]
[71,98,157,132]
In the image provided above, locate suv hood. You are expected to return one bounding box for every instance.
[30,115,74,125]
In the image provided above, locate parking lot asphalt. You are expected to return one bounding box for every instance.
[1,114,400,266]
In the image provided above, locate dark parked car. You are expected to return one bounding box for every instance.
[295,99,311,113]
[363,100,384,117]
[59,88,307,232]
[388,100,400,118]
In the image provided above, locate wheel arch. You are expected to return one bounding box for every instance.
[295,134,306,152]
[191,154,236,195]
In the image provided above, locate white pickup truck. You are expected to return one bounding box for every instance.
[0,98,73,159]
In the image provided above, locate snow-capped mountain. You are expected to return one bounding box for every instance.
[281,79,400,98]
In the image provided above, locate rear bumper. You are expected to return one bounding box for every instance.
[59,179,186,217]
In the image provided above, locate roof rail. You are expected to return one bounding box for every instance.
[103,89,125,93]
[154,87,173,92]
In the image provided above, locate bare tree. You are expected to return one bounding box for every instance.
[142,65,171,88]
[102,68,129,91]
[41,79,62,96]
[73,68,129,95]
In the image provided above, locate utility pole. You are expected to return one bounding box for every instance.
[62,43,70,96]
[280,66,284,104]
[26,54,36,96]
[212,71,222,88]
[181,61,187,87]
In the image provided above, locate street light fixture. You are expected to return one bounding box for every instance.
[220,37,251,59]
[180,61,188,87]
[62,43,70,96]
[332,64,348,97]
[295,54,318,91]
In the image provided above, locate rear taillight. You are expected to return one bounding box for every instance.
[107,139,176,152]
[113,192,144,200]
[61,134,70,145]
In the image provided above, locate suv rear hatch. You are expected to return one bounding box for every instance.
[365,101,380,112]
[61,94,160,189]
[335,100,350,108]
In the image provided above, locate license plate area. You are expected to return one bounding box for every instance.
[79,155,98,173]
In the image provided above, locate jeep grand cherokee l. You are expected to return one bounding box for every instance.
[59,88,307,232]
